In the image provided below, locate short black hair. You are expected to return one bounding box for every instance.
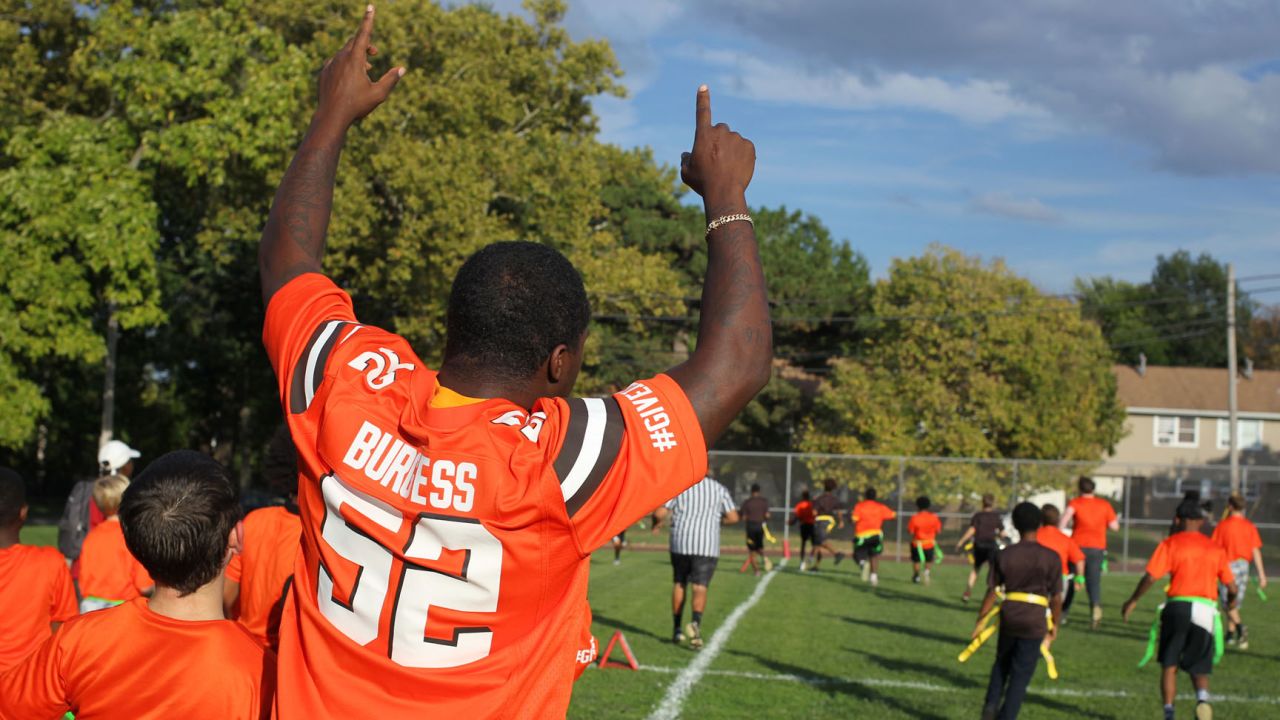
[1012,502,1041,534]
[263,426,299,502]
[1041,503,1061,526]
[120,450,242,596]
[1078,476,1095,494]
[916,495,930,511]
[750,483,761,493]
[823,479,836,492]
[0,467,25,526]
[1176,498,1204,521]
[864,487,877,501]
[444,242,590,381]
[801,490,811,501]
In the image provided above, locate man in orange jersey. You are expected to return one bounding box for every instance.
[0,451,274,720]
[1123,499,1235,720]
[790,490,817,571]
[1212,493,1267,649]
[224,427,303,649]
[907,495,942,585]
[255,7,770,717]
[1060,476,1118,628]
[77,474,153,612]
[851,487,895,586]
[0,468,78,673]
[1037,505,1085,608]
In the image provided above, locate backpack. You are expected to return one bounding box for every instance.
[57,478,95,559]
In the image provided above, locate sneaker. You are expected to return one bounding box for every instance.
[764,557,774,572]
[685,622,703,649]
[1195,701,1213,720]
[672,631,685,644]
[798,561,808,572]
[923,570,931,586]
[860,561,871,582]
[870,573,879,587]
[834,552,845,566]
[1091,605,1103,630]
[1237,626,1249,650]
[613,559,620,566]
[962,591,972,604]
[912,573,921,584]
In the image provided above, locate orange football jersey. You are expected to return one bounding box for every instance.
[852,500,895,536]
[262,274,707,719]
[0,544,78,672]
[0,598,274,719]
[77,520,152,602]
[907,511,942,550]
[1213,515,1263,563]
[1146,531,1234,601]
[226,506,301,648]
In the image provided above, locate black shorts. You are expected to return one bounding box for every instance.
[913,545,937,563]
[813,519,833,546]
[671,554,719,587]
[972,542,998,570]
[799,523,814,543]
[854,533,884,561]
[1158,601,1216,676]
[745,523,765,551]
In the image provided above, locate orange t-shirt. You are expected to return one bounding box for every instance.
[1212,515,1262,563]
[0,544,78,672]
[1145,531,1234,600]
[226,506,302,648]
[1036,525,1085,577]
[1066,496,1116,550]
[77,520,152,602]
[262,274,708,719]
[793,500,816,525]
[0,598,273,719]
[907,511,942,549]
[852,500,896,537]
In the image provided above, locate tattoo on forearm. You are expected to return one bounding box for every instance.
[277,141,341,261]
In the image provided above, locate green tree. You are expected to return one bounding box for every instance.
[802,247,1124,493]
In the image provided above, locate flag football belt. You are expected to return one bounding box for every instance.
[762,524,777,544]
[958,592,1058,680]
[1138,596,1223,669]
[914,541,942,563]
[963,541,975,564]
[816,515,837,531]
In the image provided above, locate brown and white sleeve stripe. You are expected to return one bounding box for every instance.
[288,319,359,414]
[554,397,625,517]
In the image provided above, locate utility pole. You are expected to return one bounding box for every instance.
[1228,264,1240,494]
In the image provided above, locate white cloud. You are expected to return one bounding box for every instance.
[969,192,1062,223]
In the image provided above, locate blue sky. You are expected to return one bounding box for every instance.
[485,1,1280,296]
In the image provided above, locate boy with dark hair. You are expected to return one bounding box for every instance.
[1123,499,1235,720]
[0,467,78,673]
[851,486,895,586]
[975,502,1062,720]
[1060,476,1119,629]
[740,484,772,575]
[1037,504,1085,614]
[908,496,942,585]
[957,494,1005,603]
[790,490,816,572]
[1212,493,1266,649]
[0,450,275,719]
[809,479,845,571]
[224,426,303,649]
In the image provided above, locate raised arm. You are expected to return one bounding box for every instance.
[666,86,772,443]
[258,5,404,303]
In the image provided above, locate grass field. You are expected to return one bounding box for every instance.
[570,545,1280,719]
[20,525,1277,718]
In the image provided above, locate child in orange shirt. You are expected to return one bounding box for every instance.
[0,467,78,673]
[851,486,896,586]
[223,428,302,649]
[0,450,275,720]
[907,495,943,585]
[77,474,153,612]
[1213,492,1268,648]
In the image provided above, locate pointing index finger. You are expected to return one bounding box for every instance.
[353,4,376,52]
[695,84,711,134]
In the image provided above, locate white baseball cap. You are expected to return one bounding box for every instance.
[98,440,141,474]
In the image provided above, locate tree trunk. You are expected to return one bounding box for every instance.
[99,306,119,450]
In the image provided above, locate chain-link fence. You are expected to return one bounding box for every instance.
[707,451,1280,573]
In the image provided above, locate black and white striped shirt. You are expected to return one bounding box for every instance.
[665,478,735,557]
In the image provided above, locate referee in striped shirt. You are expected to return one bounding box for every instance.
[653,475,740,648]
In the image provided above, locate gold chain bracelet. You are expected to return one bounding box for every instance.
[705,213,753,237]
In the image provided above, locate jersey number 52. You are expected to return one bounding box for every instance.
[316,473,503,668]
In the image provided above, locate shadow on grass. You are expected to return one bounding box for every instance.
[841,615,964,645]
[590,612,674,646]
[844,647,974,689]
[725,649,951,720]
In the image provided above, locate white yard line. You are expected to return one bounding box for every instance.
[646,560,786,720]
[638,664,1280,706]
